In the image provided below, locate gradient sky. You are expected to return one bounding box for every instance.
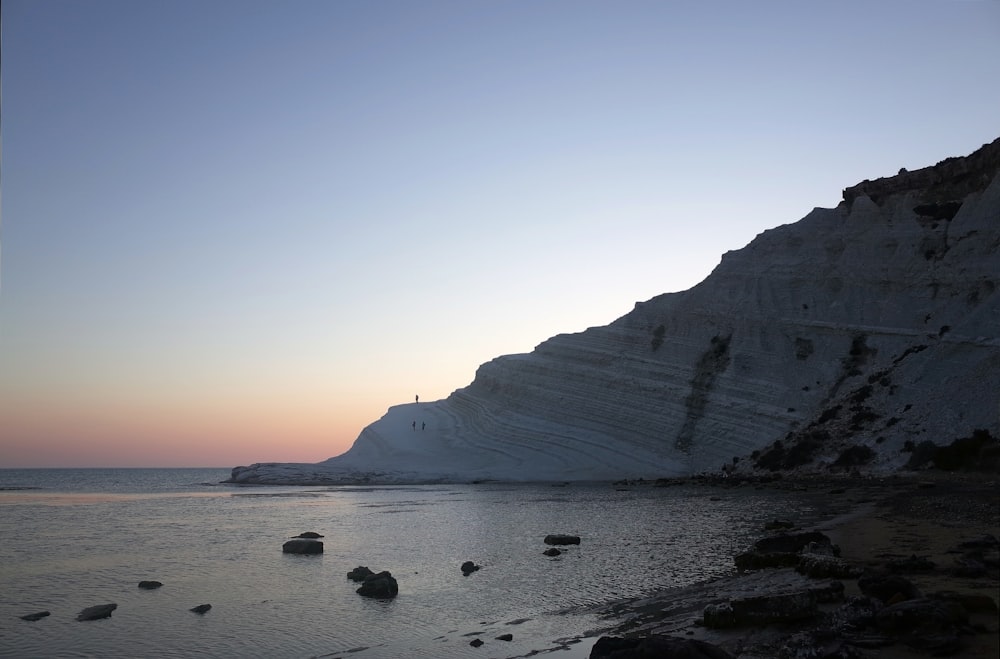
[2,0,998,468]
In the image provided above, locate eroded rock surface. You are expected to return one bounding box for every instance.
[229,139,1000,485]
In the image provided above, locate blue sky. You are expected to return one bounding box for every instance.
[2,0,999,467]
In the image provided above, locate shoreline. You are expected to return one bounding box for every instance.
[580,473,999,658]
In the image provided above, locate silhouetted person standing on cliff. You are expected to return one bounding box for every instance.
[415,394,419,403]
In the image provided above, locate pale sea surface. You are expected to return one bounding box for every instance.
[0,469,824,658]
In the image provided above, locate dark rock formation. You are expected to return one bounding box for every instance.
[190,604,212,614]
[20,611,50,622]
[138,580,163,589]
[282,538,323,554]
[495,633,513,641]
[76,603,117,621]
[544,534,581,545]
[293,531,324,538]
[461,561,480,576]
[347,566,375,582]
[842,137,1000,205]
[590,634,735,658]
[543,548,562,557]
[734,531,836,570]
[356,571,398,598]
[469,638,484,647]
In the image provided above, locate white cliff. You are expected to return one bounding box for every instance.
[229,139,1000,484]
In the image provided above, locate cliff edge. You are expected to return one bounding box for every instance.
[230,139,1000,484]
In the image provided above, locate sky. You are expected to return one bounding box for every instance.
[1,0,998,468]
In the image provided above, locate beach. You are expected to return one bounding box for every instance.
[587,474,999,658]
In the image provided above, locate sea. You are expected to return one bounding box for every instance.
[0,468,829,658]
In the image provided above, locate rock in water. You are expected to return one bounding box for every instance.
[190,604,212,614]
[282,538,323,554]
[461,561,480,575]
[356,571,398,598]
[347,566,374,582]
[227,138,1000,485]
[76,603,117,621]
[20,611,50,622]
[544,534,581,545]
[138,580,163,589]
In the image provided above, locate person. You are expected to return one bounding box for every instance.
[421,421,425,431]
[412,420,416,431]
[415,394,419,403]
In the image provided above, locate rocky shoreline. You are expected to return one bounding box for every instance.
[583,474,999,658]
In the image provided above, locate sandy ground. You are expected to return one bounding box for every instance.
[587,473,999,658]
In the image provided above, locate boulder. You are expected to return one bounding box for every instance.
[797,553,862,579]
[356,571,398,598]
[190,604,212,614]
[544,534,581,545]
[138,580,163,589]
[470,638,484,647]
[20,611,50,622]
[590,635,734,658]
[347,566,375,582]
[282,538,323,554]
[735,531,837,570]
[753,531,833,554]
[294,531,324,538]
[543,548,562,557]
[76,603,117,621]
[496,633,513,641]
[461,561,480,576]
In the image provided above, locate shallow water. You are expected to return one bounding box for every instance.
[0,469,826,658]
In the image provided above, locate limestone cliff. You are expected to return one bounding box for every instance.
[229,139,1000,484]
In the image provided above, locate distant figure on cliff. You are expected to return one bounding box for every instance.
[415,394,419,403]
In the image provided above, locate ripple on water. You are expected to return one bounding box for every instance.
[0,482,830,658]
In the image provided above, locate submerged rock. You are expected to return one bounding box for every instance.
[544,534,581,545]
[138,580,163,589]
[282,538,323,554]
[20,611,50,622]
[356,571,398,598]
[347,566,375,582]
[294,531,324,538]
[461,561,480,576]
[76,603,117,621]
[190,604,212,614]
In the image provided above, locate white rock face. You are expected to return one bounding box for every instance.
[230,142,1000,484]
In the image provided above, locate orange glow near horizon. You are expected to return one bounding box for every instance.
[0,385,390,468]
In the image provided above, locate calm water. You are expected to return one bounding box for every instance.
[0,469,824,658]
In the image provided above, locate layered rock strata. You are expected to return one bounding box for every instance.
[230,139,1000,484]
